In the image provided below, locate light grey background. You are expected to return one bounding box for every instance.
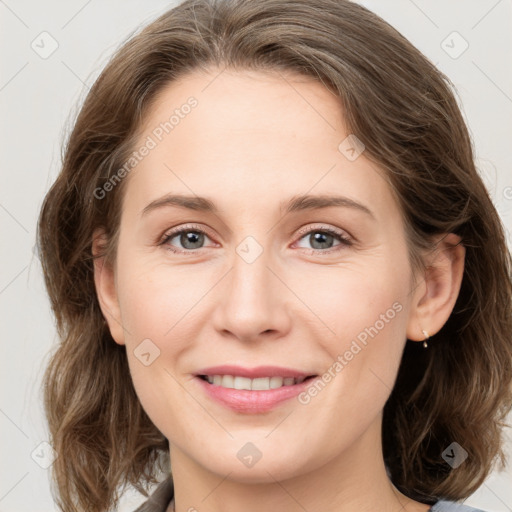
[1,1,511,510]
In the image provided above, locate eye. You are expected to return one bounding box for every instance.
[294,225,352,253]
[159,223,353,255]
[160,224,216,254]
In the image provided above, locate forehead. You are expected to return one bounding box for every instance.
[140,67,345,156]
[122,67,398,222]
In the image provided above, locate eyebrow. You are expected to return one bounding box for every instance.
[141,193,374,219]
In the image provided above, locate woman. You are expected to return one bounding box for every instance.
[37,1,512,511]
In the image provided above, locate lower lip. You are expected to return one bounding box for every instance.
[195,376,318,413]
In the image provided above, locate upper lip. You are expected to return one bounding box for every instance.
[195,365,316,379]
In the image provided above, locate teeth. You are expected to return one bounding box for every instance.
[269,376,284,389]
[203,375,307,390]
[234,376,252,390]
[221,375,234,388]
[252,377,274,390]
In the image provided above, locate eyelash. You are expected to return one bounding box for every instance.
[159,223,353,255]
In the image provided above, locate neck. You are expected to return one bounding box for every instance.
[167,416,431,512]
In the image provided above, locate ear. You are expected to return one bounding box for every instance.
[92,228,125,345]
[406,233,465,342]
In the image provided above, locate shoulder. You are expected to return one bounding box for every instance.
[132,477,174,512]
[430,500,488,512]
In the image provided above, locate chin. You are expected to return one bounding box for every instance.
[190,441,315,484]
[208,460,304,484]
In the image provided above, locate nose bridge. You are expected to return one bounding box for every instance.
[233,240,272,302]
[213,235,290,340]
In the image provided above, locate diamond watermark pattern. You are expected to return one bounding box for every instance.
[134,338,161,366]
[31,31,59,59]
[442,442,468,469]
[236,236,263,264]
[338,134,365,161]
[441,31,469,59]
[31,441,57,469]
[236,442,263,468]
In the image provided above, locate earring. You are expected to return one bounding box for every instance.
[421,329,430,349]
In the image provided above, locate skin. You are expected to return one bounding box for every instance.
[93,68,465,512]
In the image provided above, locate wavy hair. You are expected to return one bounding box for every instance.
[37,0,512,510]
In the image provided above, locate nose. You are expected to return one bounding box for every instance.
[211,244,293,343]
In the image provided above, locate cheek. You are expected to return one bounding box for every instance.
[291,257,409,347]
[116,255,206,344]
[290,251,411,401]
[115,256,198,435]
[113,250,218,425]
[290,267,410,446]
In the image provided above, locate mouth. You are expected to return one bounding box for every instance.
[193,366,320,413]
[197,374,317,390]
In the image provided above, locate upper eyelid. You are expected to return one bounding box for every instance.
[295,223,351,240]
[161,223,215,241]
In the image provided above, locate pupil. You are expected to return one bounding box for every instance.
[311,232,333,250]
[181,231,204,249]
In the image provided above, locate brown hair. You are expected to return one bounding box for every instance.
[37,0,512,510]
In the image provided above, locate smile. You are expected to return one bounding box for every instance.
[198,374,314,390]
[193,366,320,413]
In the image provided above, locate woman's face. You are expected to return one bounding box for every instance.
[97,68,425,482]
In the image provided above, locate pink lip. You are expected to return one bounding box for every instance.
[195,365,313,379]
[194,370,319,414]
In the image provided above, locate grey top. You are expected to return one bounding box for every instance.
[133,478,487,512]
[431,502,486,511]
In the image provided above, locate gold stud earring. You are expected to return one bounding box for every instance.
[421,329,430,349]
